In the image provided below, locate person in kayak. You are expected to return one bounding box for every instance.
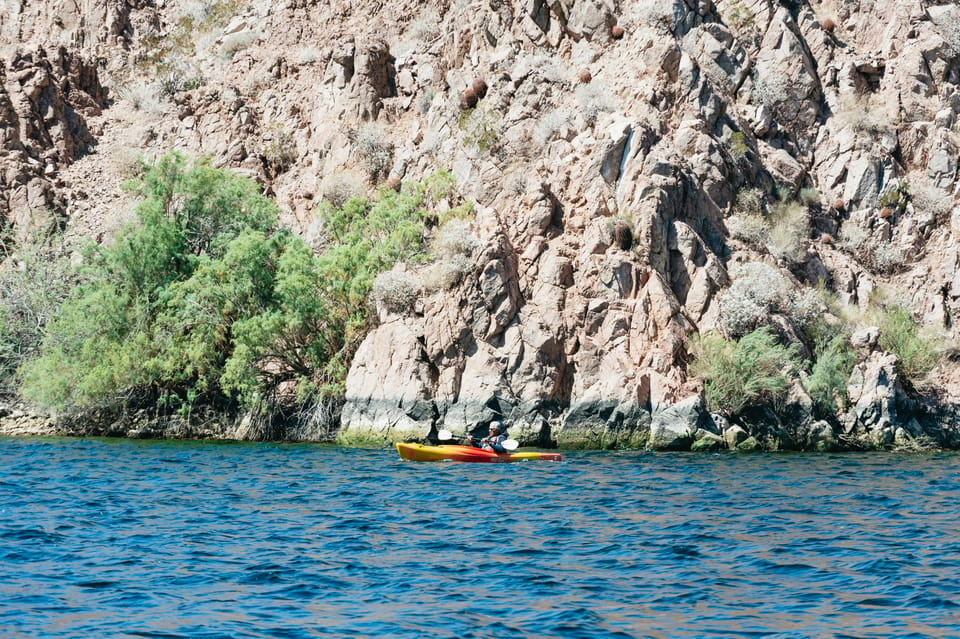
[466,421,508,453]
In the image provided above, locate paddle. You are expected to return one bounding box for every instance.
[437,428,519,451]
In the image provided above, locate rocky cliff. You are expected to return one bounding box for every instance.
[1,0,959,449]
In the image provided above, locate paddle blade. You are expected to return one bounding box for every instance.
[502,439,519,450]
[437,429,454,441]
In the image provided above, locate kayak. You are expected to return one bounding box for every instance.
[395,443,562,463]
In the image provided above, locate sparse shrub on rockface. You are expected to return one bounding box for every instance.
[688,326,804,417]
[839,217,905,275]
[722,1,756,43]
[718,262,828,340]
[421,217,478,292]
[718,262,791,337]
[351,122,393,182]
[534,109,573,145]
[575,83,618,125]
[875,305,940,390]
[220,30,261,59]
[728,131,750,160]
[458,107,500,154]
[370,269,421,315]
[320,172,367,209]
[138,0,244,80]
[119,81,164,114]
[751,69,789,107]
[768,198,809,263]
[406,7,442,42]
[726,188,811,263]
[261,120,297,176]
[433,218,479,260]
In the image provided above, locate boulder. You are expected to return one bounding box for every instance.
[844,351,908,448]
[723,423,748,449]
[691,431,725,451]
[649,395,711,450]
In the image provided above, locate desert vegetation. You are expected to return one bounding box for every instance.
[13,154,471,420]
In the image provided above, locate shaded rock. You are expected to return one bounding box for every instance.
[808,420,839,452]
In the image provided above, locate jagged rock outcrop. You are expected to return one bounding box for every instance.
[1,0,960,448]
[0,47,106,237]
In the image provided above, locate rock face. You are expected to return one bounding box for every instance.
[1,0,959,448]
[0,48,106,235]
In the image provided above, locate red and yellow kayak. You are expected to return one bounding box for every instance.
[396,443,562,463]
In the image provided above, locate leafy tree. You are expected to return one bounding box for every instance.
[21,155,455,416]
[21,153,280,410]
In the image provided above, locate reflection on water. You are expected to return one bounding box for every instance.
[1,439,959,638]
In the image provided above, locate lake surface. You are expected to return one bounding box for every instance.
[1,438,958,638]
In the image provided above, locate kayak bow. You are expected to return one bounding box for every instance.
[396,442,562,463]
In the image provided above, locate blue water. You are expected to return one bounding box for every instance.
[1,439,959,638]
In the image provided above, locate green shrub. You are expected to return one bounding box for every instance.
[876,305,940,388]
[805,335,856,417]
[799,187,820,207]
[729,132,749,159]
[20,153,281,410]
[458,107,500,153]
[688,326,804,417]
[878,180,910,211]
[725,2,755,34]
[20,157,468,413]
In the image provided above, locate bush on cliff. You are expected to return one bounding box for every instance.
[876,305,940,390]
[805,335,856,417]
[688,326,804,417]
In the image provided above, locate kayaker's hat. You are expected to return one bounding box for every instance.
[490,421,502,431]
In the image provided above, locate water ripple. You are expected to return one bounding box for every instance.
[1,440,960,637]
